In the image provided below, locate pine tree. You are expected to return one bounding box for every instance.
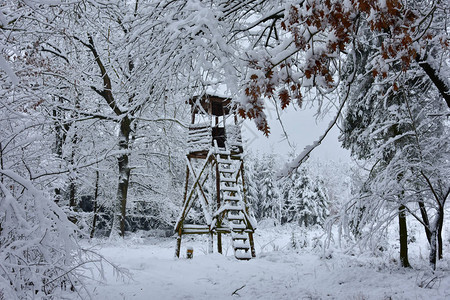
[280,165,329,227]
[245,153,281,223]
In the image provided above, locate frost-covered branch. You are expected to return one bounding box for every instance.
[416,56,450,108]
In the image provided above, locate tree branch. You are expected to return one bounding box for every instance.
[40,47,69,64]
[74,34,122,116]
[420,170,443,210]
[416,56,450,108]
[55,105,120,122]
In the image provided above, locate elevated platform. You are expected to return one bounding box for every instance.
[187,149,243,160]
[187,122,243,157]
[176,93,255,260]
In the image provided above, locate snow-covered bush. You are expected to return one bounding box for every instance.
[0,170,80,299]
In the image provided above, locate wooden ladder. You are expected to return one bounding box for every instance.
[217,154,252,260]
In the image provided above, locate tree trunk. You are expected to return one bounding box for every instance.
[0,142,3,184]
[69,180,76,207]
[117,116,131,237]
[90,170,100,238]
[53,99,65,158]
[429,229,437,270]
[419,199,444,261]
[418,201,431,244]
[398,205,411,268]
[68,132,78,208]
[437,207,444,260]
[53,99,67,204]
[429,210,443,270]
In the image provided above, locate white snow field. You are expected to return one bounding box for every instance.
[86,225,450,300]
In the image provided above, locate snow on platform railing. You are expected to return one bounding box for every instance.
[182,224,210,233]
[183,224,209,229]
[187,124,212,152]
[189,122,210,129]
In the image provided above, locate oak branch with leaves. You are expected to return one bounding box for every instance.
[235,0,449,157]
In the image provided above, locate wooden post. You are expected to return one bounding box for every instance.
[248,232,256,258]
[222,108,226,147]
[209,231,214,254]
[183,164,190,202]
[175,228,182,258]
[241,161,256,257]
[175,164,190,258]
[240,161,248,205]
[215,158,223,254]
[217,233,222,254]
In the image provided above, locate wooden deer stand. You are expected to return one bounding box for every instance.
[174,94,256,260]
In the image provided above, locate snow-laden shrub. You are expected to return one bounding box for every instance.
[0,170,80,299]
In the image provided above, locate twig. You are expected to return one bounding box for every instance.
[231,284,246,296]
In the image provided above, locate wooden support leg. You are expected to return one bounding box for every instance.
[175,231,182,258]
[217,233,222,254]
[248,232,256,258]
[208,232,214,254]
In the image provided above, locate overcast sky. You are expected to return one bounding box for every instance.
[241,102,351,162]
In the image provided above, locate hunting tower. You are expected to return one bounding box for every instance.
[174,94,256,260]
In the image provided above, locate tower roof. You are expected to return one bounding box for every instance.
[188,94,234,116]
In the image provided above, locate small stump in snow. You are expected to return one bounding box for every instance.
[186,247,194,259]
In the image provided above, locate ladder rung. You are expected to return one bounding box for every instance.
[220,204,243,211]
[217,158,232,164]
[229,211,244,217]
[228,214,245,221]
[231,232,248,240]
[221,185,239,192]
[233,240,250,249]
[216,150,230,155]
[230,222,247,230]
[226,206,243,211]
[220,177,236,183]
[234,251,252,260]
[224,195,241,201]
[219,167,236,173]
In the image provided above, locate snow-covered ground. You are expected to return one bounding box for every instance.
[83,224,450,300]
